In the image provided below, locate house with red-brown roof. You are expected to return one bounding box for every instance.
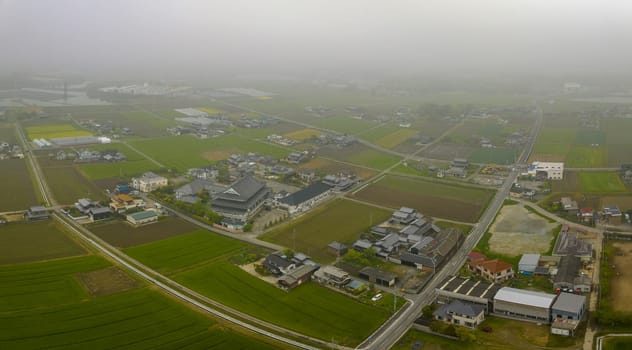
[468,258,514,283]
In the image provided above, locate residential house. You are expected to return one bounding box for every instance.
[602,206,623,225]
[278,264,319,290]
[24,206,49,221]
[211,176,271,230]
[322,174,356,191]
[88,207,112,221]
[286,152,307,164]
[553,231,593,261]
[374,233,403,257]
[327,241,348,256]
[263,253,295,276]
[126,210,158,226]
[390,207,419,225]
[132,172,168,193]
[433,300,486,329]
[175,179,215,203]
[400,228,463,272]
[312,265,351,288]
[75,198,97,214]
[109,194,145,213]
[468,258,515,283]
[560,197,579,215]
[277,182,331,214]
[298,168,316,183]
[358,266,397,287]
[187,166,218,180]
[579,208,594,224]
[352,239,373,252]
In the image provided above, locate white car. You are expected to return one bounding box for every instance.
[371,293,383,302]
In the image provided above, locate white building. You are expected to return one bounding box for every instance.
[523,162,564,180]
[132,172,168,193]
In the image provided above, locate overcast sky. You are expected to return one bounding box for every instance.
[1,0,631,79]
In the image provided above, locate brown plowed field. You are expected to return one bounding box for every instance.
[91,217,198,248]
[354,184,484,223]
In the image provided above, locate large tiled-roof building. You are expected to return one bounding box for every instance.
[211,176,271,229]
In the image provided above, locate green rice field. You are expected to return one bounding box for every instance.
[0,221,86,264]
[261,199,392,262]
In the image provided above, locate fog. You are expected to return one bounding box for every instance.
[1,0,631,80]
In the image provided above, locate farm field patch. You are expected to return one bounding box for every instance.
[300,157,378,179]
[78,159,158,180]
[41,165,106,204]
[76,266,139,297]
[0,159,38,211]
[310,116,375,134]
[124,230,245,274]
[283,128,322,141]
[469,147,517,165]
[0,221,86,264]
[600,196,632,211]
[565,146,607,167]
[551,171,581,193]
[0,255,109,311]
[421,143,474,161]
[175,261,390,346]
[607,145,632,167]
[579,172,627,193]
[603,337,632,350]
[374,128,418,149]
[317,143,401,170]
[26,124,92,140]
[354,175,493,222]
[130,134,290,171]
[608,241,632,313]
[603,119,632,145]
[90,217,199,247]
[261,199,391,262]
[0,286,280,350]
[487,204,558,257]
[576,129,606,145]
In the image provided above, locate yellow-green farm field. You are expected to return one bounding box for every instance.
[375,128,418,149]
[129,134,290,171]
[26,124,92,140]
[261,198,392,262]
[354,175,494,222]
[283,128,322,141]
[0,256,284,350]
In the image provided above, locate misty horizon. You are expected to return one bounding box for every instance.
[1,0,632,81]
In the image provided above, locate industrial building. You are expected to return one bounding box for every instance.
[493,287,557,323]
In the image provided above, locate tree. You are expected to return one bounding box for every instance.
[422,304,437,319]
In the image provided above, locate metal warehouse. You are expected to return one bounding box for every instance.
[493,287,557,323]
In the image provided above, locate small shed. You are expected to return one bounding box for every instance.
[358,266,397,287]
[519,253,540,274]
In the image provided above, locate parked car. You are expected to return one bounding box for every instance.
[371,293,383,302]
[482,326,493,333]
